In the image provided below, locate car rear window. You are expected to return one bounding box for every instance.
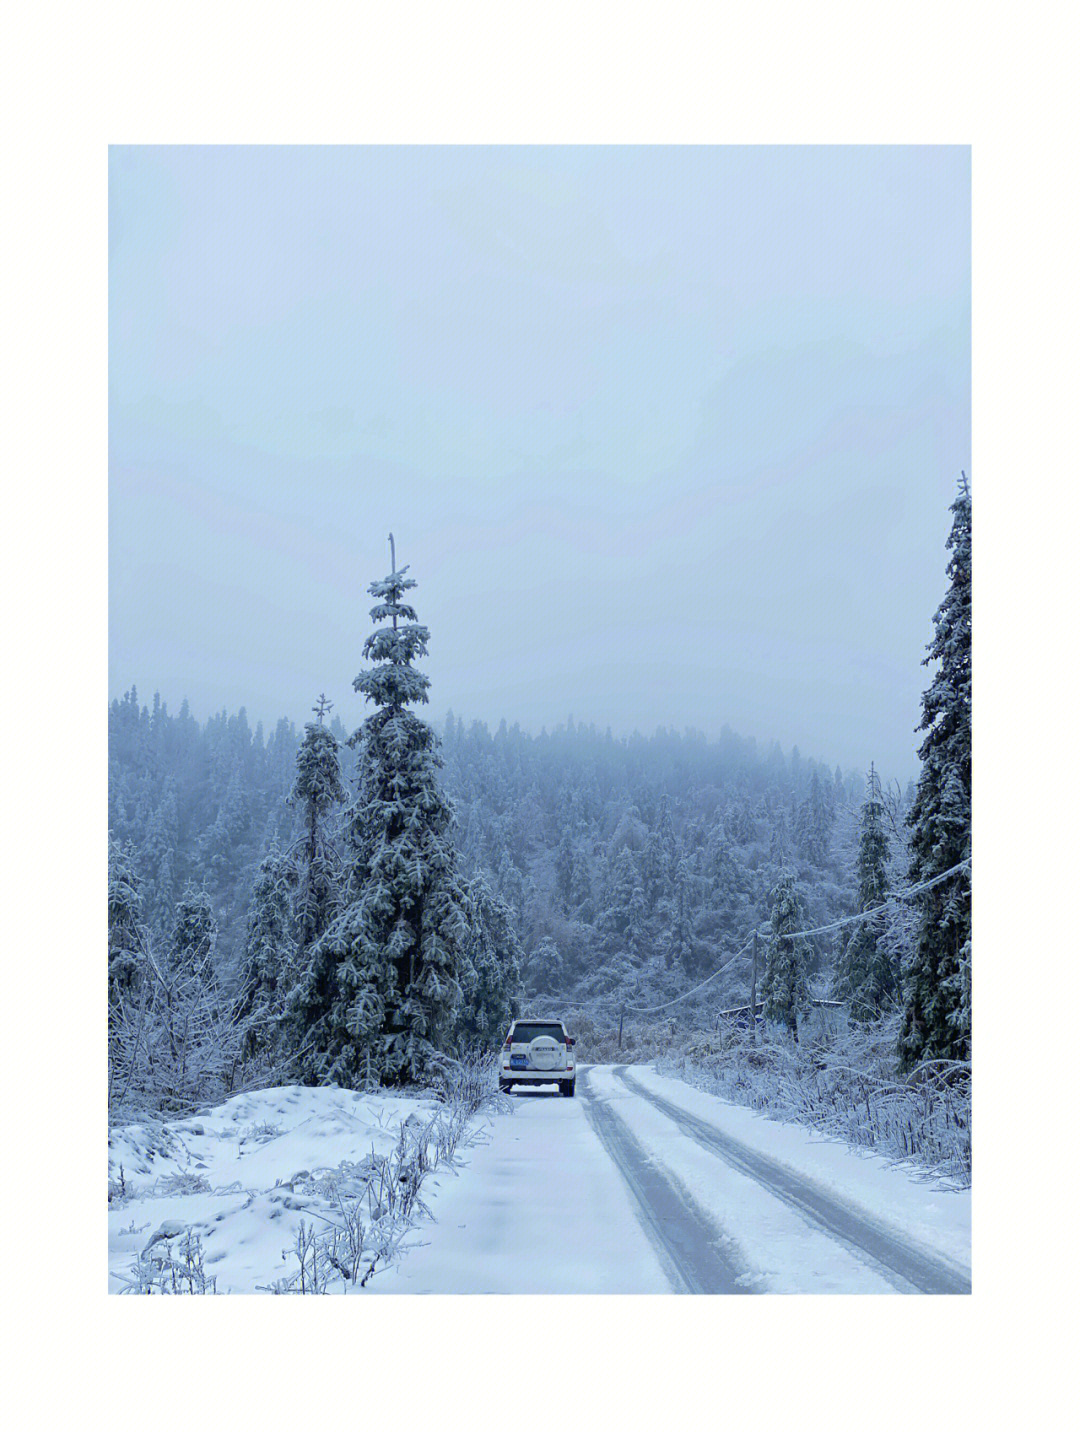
[510,1023,565,1044]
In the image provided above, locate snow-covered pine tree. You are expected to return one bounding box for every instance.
[571,840,594,913]
[496,847,527,939]
[642,798,675,910]
[525,935,568,1002]
[456,873,524,1048]
[796,768,833,867]
[148,887,236,1110]
[726,796,754,845]
[599,846,640,940]
[899,474,972,1069]
[108,837,153,1110]
[109,835,145,1016]
[138,781,179,942]
[283,697,350,1082]
[664,857,699,979]
[169,887,217,977]
[769,804,792,867]
[761,869,812,1041]
[854,762,890,904]
[289,695,346,952]
[235,845,297,1065]
[298,545,468,1088]
[627,882,649,959]
[701,818,751,955]
[555,825,575,906]
[835,764,898,1020]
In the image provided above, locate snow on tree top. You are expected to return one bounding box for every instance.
[368,569,418,599]
[369,601,419,624]
[363,625,430,664]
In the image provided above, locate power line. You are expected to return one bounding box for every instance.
[624,930,756,1015]
[761,857,971,942]
[620,857,970,1017]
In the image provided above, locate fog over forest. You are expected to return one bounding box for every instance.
[110,681,882,1002]
[110,146,970,783]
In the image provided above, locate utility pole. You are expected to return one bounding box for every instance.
[749,929,759,1044]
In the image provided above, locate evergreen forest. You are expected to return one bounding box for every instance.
[108,479,971,1115]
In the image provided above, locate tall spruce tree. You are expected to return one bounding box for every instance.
[283,697,348,1080]
[702,818,751,949]
[664,857,699,979]
[796,769,833,866]
[296,544,468,1087]
[642,797,675,909]
[290,695,346,952]
[835,764,898,1020]
[899,474,972,1068]
[761,869,812,1040]
[599,846,640,945]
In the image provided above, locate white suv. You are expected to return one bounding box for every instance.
[498,1019,576,1096]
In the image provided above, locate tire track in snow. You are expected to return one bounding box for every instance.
[612,1067,971,1295]
[578,1068,760,1294]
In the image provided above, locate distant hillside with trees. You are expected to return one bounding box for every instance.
[109,478,970,1113]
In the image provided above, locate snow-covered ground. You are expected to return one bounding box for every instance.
[108,1084,445,1294]
[109,1065,971,1295]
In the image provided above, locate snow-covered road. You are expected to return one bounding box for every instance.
[109,1065,971,1294]
[377,1063,971,1295]
[589,1066,970,1294]
[374,1072,673,1293]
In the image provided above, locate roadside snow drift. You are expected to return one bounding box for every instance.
[109,1085,447,1294]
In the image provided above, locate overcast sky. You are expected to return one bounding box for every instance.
[109,145,969,782]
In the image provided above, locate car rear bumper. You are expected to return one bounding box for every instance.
[500,1069,575,1086]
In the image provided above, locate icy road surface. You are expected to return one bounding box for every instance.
[377,1064,970,1295]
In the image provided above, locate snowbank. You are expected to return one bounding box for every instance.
[108,1085,446,1294]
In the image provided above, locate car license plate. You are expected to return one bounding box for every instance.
[510,1055,527,1068]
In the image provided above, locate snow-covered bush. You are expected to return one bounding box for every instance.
[156,1170,212,1197]
[657,1013,970,1185]
[261,1178,413,1294]
[435,1047,512,1121]
[261,1078,495,1295]
[116,1228,217,1294]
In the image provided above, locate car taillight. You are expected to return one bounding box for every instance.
[503,1039,511,1049]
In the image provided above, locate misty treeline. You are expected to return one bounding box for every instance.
[109,478,970,1123]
